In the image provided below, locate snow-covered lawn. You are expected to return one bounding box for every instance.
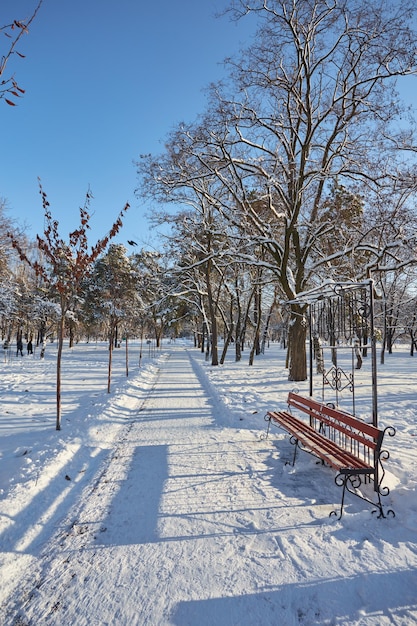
[1,340,416,625]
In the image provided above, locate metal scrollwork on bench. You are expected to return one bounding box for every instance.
[330,472,394,520]
[375,426,396,517]
[329,425,396,520]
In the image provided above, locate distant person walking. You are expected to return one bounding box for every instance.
[27,340,33,355]
[16,338,23,357]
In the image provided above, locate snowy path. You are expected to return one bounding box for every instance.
[3,346,417,625]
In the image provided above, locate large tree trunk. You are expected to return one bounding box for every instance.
[288,308,308,381]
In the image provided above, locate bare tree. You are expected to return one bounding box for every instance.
[137,1,417,380]
[178,0,417,380]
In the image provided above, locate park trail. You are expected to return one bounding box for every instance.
[3,345,417,626]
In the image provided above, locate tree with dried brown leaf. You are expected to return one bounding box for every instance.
[0,1,43,106]
[7,180,129,430]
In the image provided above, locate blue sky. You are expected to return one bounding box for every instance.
[1,1,416,252]
[1,0,255,248]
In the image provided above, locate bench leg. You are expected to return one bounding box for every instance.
[330,473,395,520]
[286,435,299,466]
[264,414,273,439]
[330,474,349,520]
[330,473,375,519]
[371,482,395,519]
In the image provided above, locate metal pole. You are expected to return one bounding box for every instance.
[369,280,378,428]
[309,307,313,397]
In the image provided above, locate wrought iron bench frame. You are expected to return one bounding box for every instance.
[265,392,396,519]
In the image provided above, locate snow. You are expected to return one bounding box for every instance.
[0,339,416,625]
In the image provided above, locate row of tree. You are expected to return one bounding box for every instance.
[136,0,417,381]
[2,183,417,431]
[2,0,417,431]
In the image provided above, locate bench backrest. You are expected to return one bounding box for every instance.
[287,392,384,462]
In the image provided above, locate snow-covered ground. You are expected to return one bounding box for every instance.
[0,339,416,625]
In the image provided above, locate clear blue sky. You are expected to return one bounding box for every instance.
[1,1,416,251]
[1,0,255,248]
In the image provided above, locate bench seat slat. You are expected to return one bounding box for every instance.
[267,410,373,472]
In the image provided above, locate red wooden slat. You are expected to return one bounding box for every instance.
[267,411,372,471]
[287,392,382,450]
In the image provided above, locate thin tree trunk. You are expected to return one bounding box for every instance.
[253,285,262,357]
[249,296,262,366]
[56,315,65,430]
[108,330,113,393]
[69,325,75,348]
[261,293,277,354]
[125,335,129,377]
[240,288,255,356]
[206,260,218,366]
[220,297,234,365]
[234,279,242,362]
[381,303,387,365]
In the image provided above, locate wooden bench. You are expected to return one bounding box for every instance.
[265,392,396,519]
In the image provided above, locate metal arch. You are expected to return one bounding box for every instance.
[287,279,378,428]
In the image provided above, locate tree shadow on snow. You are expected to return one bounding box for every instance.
[0,446,108,555]
[98,444,168,545]
[170,567,417,626]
